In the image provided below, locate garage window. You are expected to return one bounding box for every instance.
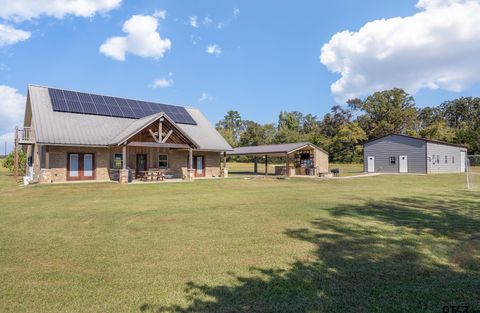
[445,155,448,164]
[390,156,396,165]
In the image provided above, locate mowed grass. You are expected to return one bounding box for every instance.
[0,162,479,313]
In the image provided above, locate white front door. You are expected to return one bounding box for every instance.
[367,156,375,172]
[399,155,408,173]
[460,151,466,172]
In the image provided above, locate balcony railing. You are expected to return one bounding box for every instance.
[17,127,35,144]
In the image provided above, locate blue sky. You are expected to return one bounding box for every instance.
[1,0,480,152]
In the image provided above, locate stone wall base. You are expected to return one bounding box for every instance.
[119,169,129,184]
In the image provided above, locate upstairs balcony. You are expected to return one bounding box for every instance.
[17,127,35,145]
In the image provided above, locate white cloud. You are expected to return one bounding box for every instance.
[100,14,171,61]
[198,92,212,102]
[206,44,221,56]
[0,0,121,21]
[320,0,480,102]
[217,22,225,30]
[0,24,31,47]
[153,9,166,19]
[151,72,173,88]
[189,16,198,28]
[233,8,240,19]
[203,16,213,25]
[0,85,26,148]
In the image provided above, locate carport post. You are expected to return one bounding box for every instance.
[254,156,258,174]
[264,155,268,176]
[286,153,290,176]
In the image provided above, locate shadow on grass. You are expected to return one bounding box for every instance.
[141,193,480,313]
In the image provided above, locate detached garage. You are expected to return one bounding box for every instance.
[363,134,467,174]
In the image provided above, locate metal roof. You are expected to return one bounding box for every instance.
[227,142,328,156]
[364,134,468,149]
[27,85,232,151]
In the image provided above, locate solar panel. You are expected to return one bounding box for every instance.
[49,88,65,100]
[107,105,125,117]
[67,100,83,113]
[95,104,111,116]
[51,97,69,112]
[48,88,197,125]
[63,90,80,102]
[77,92,93,103]
[82,102,98,115]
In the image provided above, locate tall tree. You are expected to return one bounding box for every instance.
[352,88,419,138]
[240,121,275,146]
[215,110,244,147]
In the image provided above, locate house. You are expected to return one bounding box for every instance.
[18,85,232,183]
[363,134,467,174]
[227,142,329,176]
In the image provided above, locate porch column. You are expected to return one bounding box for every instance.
[264,155,268,176]
[187,148,194,181]
[122,145,127,170]
[45,146,50,169]
[254,156,258,174]
[119,144,129,184]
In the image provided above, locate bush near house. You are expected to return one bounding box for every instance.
[2,149,26,174]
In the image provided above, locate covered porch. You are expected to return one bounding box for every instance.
[108,113,224,183]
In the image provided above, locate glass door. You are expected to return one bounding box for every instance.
[69,154,79,178]
[194,156,205,177]
[83,154,94,178]
[67,153,95,180]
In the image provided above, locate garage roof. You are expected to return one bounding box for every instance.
[365,134,468,149]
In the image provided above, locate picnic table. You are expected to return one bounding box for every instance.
[137,170,166,181]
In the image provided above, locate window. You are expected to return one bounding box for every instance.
[452,156,455,164]
[113,153,123,169]
[390,156,396,165]
[436,155,440,164]
[158,154,168,168]
[445,155,448,164]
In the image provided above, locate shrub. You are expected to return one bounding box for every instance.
[3,149,26,174]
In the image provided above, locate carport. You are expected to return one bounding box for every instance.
[226,142,329,176]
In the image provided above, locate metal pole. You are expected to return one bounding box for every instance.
[466,157,471,190]
[14,127,19,181]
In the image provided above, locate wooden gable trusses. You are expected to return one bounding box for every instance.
[130,116,194,147]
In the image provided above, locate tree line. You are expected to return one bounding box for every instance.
[216,88,480,162]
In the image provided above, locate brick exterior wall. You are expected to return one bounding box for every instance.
[315,149,329,173]
[47,146,110,183]
[35,145,222,183]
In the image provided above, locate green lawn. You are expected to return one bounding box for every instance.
[0,162,479,312]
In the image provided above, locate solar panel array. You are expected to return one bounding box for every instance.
[48,88,197,125]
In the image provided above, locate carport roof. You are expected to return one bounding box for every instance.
[226,142,328,156]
